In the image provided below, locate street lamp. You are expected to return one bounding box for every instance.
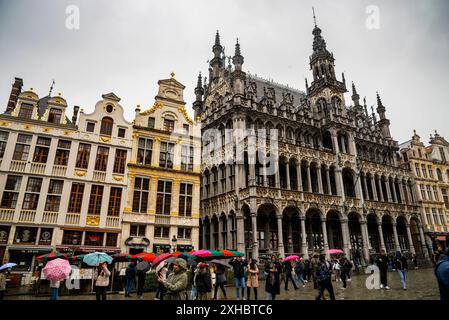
[171,235,178,253]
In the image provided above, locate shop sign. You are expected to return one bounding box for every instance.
[176,245,193,252]
[153,244,171,254]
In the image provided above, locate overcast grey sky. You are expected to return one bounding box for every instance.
[0,0,448,144]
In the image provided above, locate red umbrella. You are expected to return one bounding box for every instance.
[132,252,159,262]
[152,253,173,268]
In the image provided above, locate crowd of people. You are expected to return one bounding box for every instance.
[1,247,448,301]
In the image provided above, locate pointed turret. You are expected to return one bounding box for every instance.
[375,92,391,138]
[376,91,386,119]
[351,81,360,106]
[232,38,244,71]
[193,72,204,119]
[232,38,246,96]
[210,30,224,80]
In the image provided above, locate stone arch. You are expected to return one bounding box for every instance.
[326,209,343,250]
[396,214,409,251]
[282,206,302,254]
[322,130,333,151]
[219,212,228,250]
[203,216,211,249]
[305,207,324,252]
[342,167,356,197]
[257,203,280,254]
[367,212,380,253]
[381,213,395,253]
[348,211,363,253]
[310,161,320,193]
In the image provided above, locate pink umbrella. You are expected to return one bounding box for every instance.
[284,255,299,262]
[191,250,210,257]
[327,249,344,255]
[151,252,173,268]
[43,258,71,281]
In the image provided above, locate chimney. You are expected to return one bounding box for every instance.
[72,105,80,124]
[6,77,23,113]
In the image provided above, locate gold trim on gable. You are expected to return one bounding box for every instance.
[140,101,164,116]
[177,106,194,125]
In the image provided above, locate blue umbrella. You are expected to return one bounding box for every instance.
[82,252,113,266]
[0,262,17,271]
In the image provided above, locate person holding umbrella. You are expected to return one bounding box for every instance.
[212,261,228,300]
[194,262,211,300]
[136,261,150,299]
[229,256,247,300]
[157,258,189,300]
[94,262,111,300]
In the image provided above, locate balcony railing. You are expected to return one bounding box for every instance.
[9,160,26,172]
[155,214,171,225]
[42,211,58,224]
[93,171,106,182]
[18,210,36,223]
[52,165,67,177]
[65,213,80,225]
[106,216,120,228]
[30,162,46,174]
[0,209,15,222]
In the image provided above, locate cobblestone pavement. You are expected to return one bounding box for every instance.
[4,267,439,300]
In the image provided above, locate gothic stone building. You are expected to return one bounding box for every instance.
[195,22,425,263]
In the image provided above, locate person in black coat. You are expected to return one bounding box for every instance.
[375,250,390,290]
[435,248,449,301]
[393,251,408,290]
[229,256,248,300]
[195,263,212,300]
[264,255,282,300]
[125,262,137,297]
[315,254,335,300]
[283,260,298,291]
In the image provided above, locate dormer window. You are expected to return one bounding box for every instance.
[100,117,113,136]
[163,118,175,132]
[86,122,95,133]
[148,117,155,129]
[48,108,62,124]
[18,103,34,119]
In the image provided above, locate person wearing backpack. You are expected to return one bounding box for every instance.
[435,247,449,301]
[315,254,335,300]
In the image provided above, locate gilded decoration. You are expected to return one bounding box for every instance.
[140,101,164,116]
[74,170,87,177]
[86,215,100,226]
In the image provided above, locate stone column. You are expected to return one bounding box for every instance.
[227,216,232,249]
[300,216,308,259]
[405,181,412,204]
[202,220,207,249]
[405,223,416,254]
[334,168,344,199]
[385,179,392,202]
[306,164,312,192]
[251,212,259,260]
[391,180,398,203]
[264,220,270,249]
[317,166,323,194]
[371,176,378,201]
[418,223,430,260]
[360,220,371,263]
[392,222,401,252]
[398,180,406,204]
[326,167,332,195]
[341,218,350,257]
[363,173,370,200]
[218,218,224,249]
[378,221,386,252]
[286,162,291,190]
[377,178,384,202]
[276,214,285,258]
[275,158,280,189]
[262,163,267,187]
[236,215,245,253]
[322,217,330,260]
[248,161,256,187]
[210,219,216,249]
[296,163,303,191]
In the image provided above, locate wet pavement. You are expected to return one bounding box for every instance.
[4,267,440,300]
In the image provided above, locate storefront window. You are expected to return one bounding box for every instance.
[106,233,118,247]
[14,227,38,244]
[84,232,104,246]
[39,228,53,245]
[8,251,34,272]
[62,230,82,245]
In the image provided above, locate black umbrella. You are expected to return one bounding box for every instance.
[210,259,231,268]
[136,261,150,272]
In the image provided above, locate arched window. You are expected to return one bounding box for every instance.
[100,117,113,136]
[342,168,356,197]
[48,108,62,124]
[331,96,342,115]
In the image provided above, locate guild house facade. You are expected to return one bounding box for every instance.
[0,78,133,284]
[399,131,449,255]
[195,20,427,263]
[120,74,201,255]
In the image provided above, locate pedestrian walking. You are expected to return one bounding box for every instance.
[189,260,198,300]
[125,262,136,297]
[304,259,311,281]
[229,256,247,300]
[310,252,320,291]
[195,262,211,300]
[435,248,449,301]
[294,258,306,287]
[94,262,111,300]
[393,251,408,290]
[375,250,390,290]
[283,259,298,291]
[246,258,259,300]
[412,253,418,270]
[157,258,189,300]
[333,258,341,282]
[339,257,352,289]
[315,254,335,300]
[212,263,227,300]
[136,263,147,299]
[264,255,282,300]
